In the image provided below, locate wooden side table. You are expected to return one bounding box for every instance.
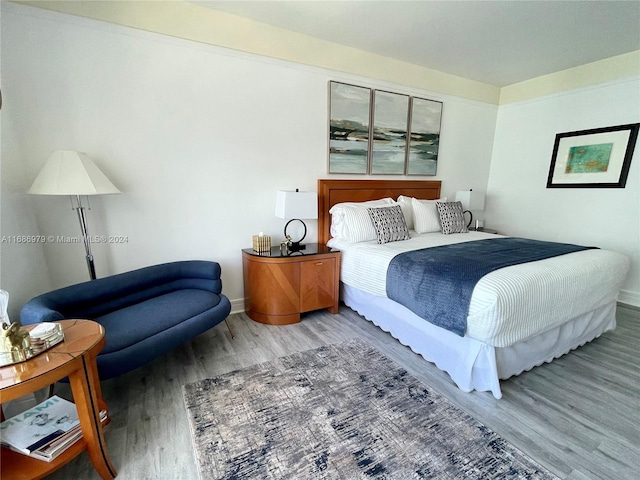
[242,244,341,325]
[0,319,117,480]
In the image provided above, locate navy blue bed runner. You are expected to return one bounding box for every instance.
[386,237,596,336]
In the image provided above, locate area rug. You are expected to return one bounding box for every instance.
[182,339,558,479]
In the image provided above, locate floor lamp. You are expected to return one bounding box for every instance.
[28,151,121,280]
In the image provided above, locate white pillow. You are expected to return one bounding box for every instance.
[329,198,395,242]
[396,195,415,230]
[412,197,447,233]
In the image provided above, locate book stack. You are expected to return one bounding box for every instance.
[28,322,65,353]
[0,395,106,462]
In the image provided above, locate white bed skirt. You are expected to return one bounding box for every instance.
[341,283,617,399]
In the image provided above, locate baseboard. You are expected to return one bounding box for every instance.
[617,290,640,309]
[230,298,245,315]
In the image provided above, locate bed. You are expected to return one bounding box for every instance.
[317,179,630,398]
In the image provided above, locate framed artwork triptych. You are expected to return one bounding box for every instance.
[328,81,443,175]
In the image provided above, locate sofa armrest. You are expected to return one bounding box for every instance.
[21,297,65,325]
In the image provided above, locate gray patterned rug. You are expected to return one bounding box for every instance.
[182,339,558,479]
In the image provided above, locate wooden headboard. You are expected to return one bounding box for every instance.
[317,179,442,245]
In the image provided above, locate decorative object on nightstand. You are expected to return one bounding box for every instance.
[27,151,121,280]
[252,233,271,253]
[275,189,318,251]
[455,189,485,228]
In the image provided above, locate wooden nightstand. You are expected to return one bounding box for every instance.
[242,244,341,325]
[471,227,498,234]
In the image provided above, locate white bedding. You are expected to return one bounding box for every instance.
[327,232,630,347]
[342,282,617,399]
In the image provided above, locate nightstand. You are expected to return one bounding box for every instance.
[242,244,341,325]
[471,227,498,234]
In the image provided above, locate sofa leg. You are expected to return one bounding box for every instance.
[225,318,235,339]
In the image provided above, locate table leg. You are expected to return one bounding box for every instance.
[68,354,117,479]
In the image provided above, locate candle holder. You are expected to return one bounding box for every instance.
[252,234,271,253]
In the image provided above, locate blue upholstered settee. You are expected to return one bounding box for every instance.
[20,261,231,380]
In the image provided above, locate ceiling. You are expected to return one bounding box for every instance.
[193,0,640,87]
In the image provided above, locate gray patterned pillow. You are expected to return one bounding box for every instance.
[436,201,469,234]
[367,205,411,244]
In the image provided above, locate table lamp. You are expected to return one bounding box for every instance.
[275,189,318,251]
[455,189,485,229]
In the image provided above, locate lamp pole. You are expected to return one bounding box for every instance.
[73,195,96,280]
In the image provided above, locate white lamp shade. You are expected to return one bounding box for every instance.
[455,190,485,211]
[275,190,318,219]
[28,151,121,195]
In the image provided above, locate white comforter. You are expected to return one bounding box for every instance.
[328,232,629,347]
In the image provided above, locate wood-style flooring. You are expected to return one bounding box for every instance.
[45,303,639,479]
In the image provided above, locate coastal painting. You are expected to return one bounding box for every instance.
[370,90,410,174]
[407,97,443,176]
[328,81,372,174]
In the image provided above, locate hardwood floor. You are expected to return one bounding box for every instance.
[46,304,638,479]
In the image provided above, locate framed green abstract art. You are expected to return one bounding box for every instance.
[547,123,639,188]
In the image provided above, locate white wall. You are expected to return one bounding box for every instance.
[0,3,52,319]
[487,78,640,305]
[0,4,497,318]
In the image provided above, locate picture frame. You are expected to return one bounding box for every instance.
[547,123,639,188]
[328,81,372,174]
[370,90,410,175]
[407,97,443,176]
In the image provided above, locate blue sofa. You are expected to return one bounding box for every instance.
[20,260,231,380]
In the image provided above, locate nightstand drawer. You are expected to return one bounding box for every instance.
[300,257,336,312]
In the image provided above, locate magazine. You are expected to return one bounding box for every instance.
[28,409,107,462]
[28,427,84,462]
[0,395,79,455]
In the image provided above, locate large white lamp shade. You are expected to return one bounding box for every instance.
[28,151,120,195]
